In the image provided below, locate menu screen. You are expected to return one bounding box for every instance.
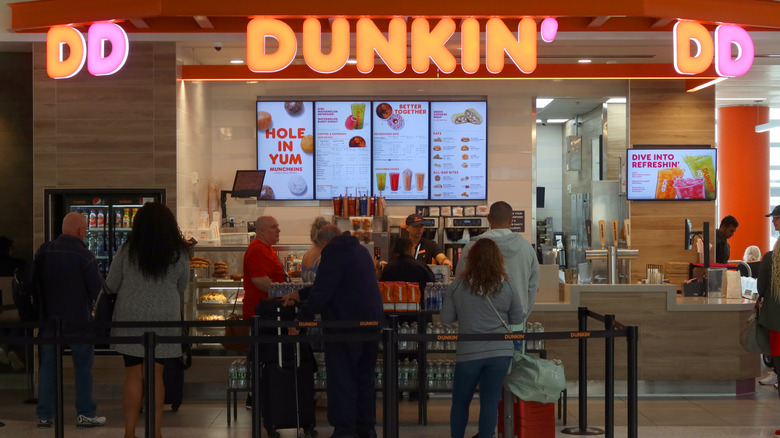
[626,148,717,200]
[429,101,488,200]
[314,101,372,199]
[372,101,430,199]
[256,101,315,200]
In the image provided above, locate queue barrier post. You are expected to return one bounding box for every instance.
[561,307,604,436]
[251,315,262,438]
[604,314,615,438]
[143,332,157,438]
[54,318,65,438]
[627,326,639,438]
[382,314,399,438]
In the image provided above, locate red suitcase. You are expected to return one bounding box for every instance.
[498,387,555,438]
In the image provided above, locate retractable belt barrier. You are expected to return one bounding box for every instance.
[0,306,638,438]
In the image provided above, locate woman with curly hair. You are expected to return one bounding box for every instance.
[105,202,189,438]
[441,238,526,438]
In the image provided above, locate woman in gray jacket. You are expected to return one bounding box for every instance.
[442,239,526,438]
[105,202,189,438]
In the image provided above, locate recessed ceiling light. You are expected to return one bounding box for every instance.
[548,119,570,124]
[606,97,627,104]
[578,59,592,64]
[246,81,258,84]
[230,59,244,64]
[536,98,554,109]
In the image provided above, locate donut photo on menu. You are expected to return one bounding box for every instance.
[259,185,275,200]
[257,111,272,130]
[387,113,404,130]
[284,101,304,116]
[288,176,308,196]
[375,103,393,119]
[348,136,366,148]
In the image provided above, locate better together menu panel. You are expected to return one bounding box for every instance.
[372,101,430,200]
[314,101,372,199]
[430,102,487,200]
[256,101,315,200]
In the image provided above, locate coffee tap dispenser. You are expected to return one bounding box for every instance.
[585,219,638,284]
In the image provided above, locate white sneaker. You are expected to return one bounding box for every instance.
[76,415,106,428]
[759,371,778,386]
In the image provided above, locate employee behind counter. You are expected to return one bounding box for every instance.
[404,213,453,269]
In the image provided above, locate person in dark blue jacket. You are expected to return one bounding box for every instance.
[36,212,105,429]
[283,225,383,438]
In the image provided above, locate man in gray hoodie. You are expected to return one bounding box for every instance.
[455,201,540,321]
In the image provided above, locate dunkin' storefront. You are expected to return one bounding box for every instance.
[8,0,779,390]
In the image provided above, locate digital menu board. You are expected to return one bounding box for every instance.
[372,101,430,200]
[256,101,315,200]
[626,147,717,200]
[314,101,372,199]
[429,101,488,200]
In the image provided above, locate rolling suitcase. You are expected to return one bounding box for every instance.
[256,299,317,438]
[498,386,555,438]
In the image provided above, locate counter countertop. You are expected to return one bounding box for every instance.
[534,283,755,312]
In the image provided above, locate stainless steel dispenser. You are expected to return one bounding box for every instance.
[585,219,638,284]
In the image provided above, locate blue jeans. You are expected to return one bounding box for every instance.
[450,356,511,438]
[36,343,96,420]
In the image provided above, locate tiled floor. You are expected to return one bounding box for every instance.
[2,384,780,437]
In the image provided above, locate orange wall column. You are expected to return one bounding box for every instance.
[717,106,770,257]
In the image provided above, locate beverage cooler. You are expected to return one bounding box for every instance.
[44,189,166,277]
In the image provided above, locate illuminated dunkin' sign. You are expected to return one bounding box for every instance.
[247,17,560,74]
[46,21,129,79]
[45,17,755,79]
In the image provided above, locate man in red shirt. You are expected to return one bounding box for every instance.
[242,215,287,319]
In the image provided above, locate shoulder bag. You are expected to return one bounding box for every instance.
[486,295,565,403]
[93,284,117,338]
[740,299,771,356]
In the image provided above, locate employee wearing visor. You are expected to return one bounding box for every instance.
[405,214,452,269]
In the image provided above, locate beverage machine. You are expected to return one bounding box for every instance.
[443,217,489,269]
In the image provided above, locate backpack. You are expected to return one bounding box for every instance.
[11,241,50,321]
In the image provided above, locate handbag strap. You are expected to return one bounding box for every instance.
[486,294,511,333]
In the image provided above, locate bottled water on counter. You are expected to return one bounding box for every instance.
[424,282,449,311]
[409,359,418,390]
[534,322,545,350]
[426,322,434,350]
[375,359,383,389]
[228,360,238,389]
[444,360,454,391]
[398,322,409,351]
[408,322,418,351]
[237,360,247,389]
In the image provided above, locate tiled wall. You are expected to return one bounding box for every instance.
[0,52,33,261]
[32,42,177,245]
[177,79,626,244]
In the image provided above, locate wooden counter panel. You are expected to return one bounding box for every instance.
[528,291,758,381]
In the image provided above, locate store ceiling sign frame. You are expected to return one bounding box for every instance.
[44,17,755,80]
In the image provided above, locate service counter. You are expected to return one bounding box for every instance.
[528,283,758,395]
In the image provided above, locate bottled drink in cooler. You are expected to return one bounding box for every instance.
[131,208,138,227]
[122,208,130,228]
[96,234,104,256]
[115,211,122,227]
[89,210,96,228]
[87,235,96,253]
[97,210,105,228]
